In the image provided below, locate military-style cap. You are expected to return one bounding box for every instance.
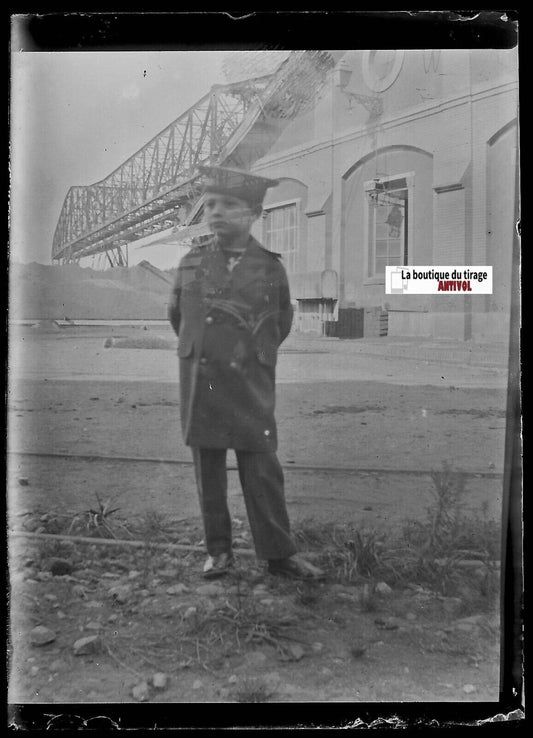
[198,165,279,208]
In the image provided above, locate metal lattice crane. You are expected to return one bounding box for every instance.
[52,51,335,266]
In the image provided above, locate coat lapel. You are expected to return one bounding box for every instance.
[232,237,269,289]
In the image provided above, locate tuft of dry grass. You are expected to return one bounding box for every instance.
[66,492,131,539]
[292,462,500,608]
[233,676,276,703]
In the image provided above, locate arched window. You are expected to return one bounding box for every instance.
[364,173,414,279]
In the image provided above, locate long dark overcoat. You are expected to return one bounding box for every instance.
[168,235,293,452]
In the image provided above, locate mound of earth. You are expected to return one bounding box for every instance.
[9,261,177,321]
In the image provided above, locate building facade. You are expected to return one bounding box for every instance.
[234,50,518,341]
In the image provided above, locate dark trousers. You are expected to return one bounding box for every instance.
[192,448,297,561]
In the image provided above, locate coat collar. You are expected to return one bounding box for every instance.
[208,235,274,264]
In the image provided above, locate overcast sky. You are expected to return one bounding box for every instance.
[9,50,288,269]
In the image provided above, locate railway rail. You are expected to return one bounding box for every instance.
[7,449,504,480]
[9,449,504,563]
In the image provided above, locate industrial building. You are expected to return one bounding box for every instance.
[53,50,519,341]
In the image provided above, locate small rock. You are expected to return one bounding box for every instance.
[56,611,67,620]
[192,679,203,690]
[166,584,189,595]
[311,642,324,653]
[441,597,464,616]
[107,614,119,622]
[336,591,358,602]
[158,568,181,579]
[128,570,141,580]
[252,585,269,596]
[18,477,30,486]
[233,537,248,547]
[44,594,58,602]
[85,621,102,631]
[329,583,348,594]
[259,598,275,607]
[49,659,64,672]
[406,612,417,621]
[109,584,132,603]
[30,626,56,646]
[48,558,74,576]
[320,667,333,677]
[183,607,197,620]
[30,666,40,676]
[287,644,305,661]
[196,583,224,597]
[455,620,480,632]
[73,635,103,656]
[152,672,168,690]
[226,584,248,595]
[36,571,52,582]
[84,600,104,609]
[244,651,268,667]
[132,681,150,702]
[463,684,476,694]
[374,617,399,630]
[228,674,238,684]
[375,582,393,596]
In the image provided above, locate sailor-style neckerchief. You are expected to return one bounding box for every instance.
[214,234,250,272]
[224,250,245,272]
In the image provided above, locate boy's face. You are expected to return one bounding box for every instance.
[203,192,258,242]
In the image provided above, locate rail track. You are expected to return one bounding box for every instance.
[8,449,504,559]
[7,449,503,480]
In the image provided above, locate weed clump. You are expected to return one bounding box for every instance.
[292,462,500,607]
[233,676,276,703]
[66,493,132,540]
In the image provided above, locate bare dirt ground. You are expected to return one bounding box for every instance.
[7,325,509,709]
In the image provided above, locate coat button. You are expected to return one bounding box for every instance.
[200,357,207,365]
[205,316,214,325]
[264,429,271,437]
[229,361,238,369]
